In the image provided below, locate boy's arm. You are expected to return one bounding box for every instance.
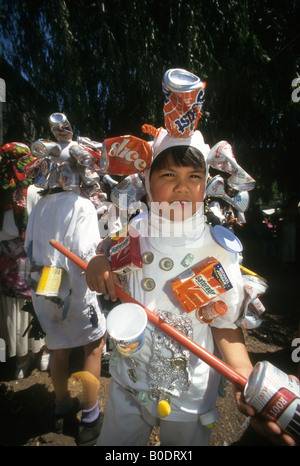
[85,254,121,302]
[212,327,297,446]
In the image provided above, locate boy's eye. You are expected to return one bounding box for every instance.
[161,172,174,177]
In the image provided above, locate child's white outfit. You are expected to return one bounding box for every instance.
[25,191,106,349]
[98,203,244,446]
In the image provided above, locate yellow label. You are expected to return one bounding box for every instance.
[36,266,63,296]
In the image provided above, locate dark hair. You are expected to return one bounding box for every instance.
[150,146,206,178]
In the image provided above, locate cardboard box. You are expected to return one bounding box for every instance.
[110,226,142,274]
[171,257,232,313]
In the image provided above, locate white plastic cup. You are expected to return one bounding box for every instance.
[106,303,147,357]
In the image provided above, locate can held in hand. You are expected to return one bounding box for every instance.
[244,361,300,441]
[162,68,205,139]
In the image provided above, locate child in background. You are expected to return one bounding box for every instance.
[25,115,106,446]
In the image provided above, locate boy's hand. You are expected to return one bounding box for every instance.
[233,382,298,446]
[85,255,122,301]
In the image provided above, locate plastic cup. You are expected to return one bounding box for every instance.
[106,303,147,357]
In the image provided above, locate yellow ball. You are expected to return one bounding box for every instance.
[157,400,171,418]
[204,422,215,429]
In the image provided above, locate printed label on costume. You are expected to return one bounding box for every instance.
[35,266,63,297]
[171,257,232,313]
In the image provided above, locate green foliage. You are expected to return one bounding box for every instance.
[0,0,299,203]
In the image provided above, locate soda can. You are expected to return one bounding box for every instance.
[49,113,73,141]
[162,68,205,138]
[244,361,300,441]
[69,145,93,166]
[111,174,146,210]
[34,158,53,188]
[100,135,152,176]
[31,140,61,158]
[80,166,100,185]
[58,162,79,190]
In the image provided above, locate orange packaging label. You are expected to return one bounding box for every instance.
[102,135,152,175]
[171,257,232,313]
[110,226,142,274]
[162,85,205,138]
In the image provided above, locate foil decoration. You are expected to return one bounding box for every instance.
[148,310,192,401]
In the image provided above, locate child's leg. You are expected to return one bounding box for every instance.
[76,336,106,446]
[97,379,154,446]
[82,337,105,410]
[50,347,72,403]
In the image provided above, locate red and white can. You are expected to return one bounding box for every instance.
[162,68,205,139]
[244,361,300,441]
[100,135,152,176]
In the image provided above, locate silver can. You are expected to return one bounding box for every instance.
[58,162,79,190]
[69,145,92,166]
[31,140,61,158]
[244,361,300,441]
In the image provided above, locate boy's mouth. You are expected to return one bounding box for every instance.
[170,200,192,205]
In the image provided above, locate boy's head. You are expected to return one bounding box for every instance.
[145,128,210,219]
[149,146,207,218]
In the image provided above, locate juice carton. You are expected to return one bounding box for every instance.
[110,226,142,274]
[171,257,232,313]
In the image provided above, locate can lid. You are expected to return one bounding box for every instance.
[244,361,264,403]
[163,68,202,92]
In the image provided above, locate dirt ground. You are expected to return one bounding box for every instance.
[0,237,299,447]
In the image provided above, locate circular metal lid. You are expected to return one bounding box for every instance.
[163,68,202,92]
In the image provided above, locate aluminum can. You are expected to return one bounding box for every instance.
[80,166,100,185]
[162,68,205,138]
[111,174,146,210]
[69,145,92,166]
[100,135,152,176]
[244,361,300,441]
[31,140,61,158]
[58,162,79,190]
[34,159,53,188]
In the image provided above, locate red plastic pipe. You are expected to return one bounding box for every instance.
[49,239,247,388]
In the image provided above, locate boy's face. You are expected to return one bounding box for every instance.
[149,159,206,219]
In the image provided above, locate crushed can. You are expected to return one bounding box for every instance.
[100,135,152,175]
[162,68,205,138]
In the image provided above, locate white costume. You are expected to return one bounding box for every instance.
[98,129,245,446]
[25,191,106,349]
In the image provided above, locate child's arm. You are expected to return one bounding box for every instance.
[85,254,121,302]
[212,327,297,446]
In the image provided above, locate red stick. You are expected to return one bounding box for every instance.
[49,239,247,388]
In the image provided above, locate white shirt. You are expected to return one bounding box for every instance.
[109,210,244,421]
[25,191,106,349]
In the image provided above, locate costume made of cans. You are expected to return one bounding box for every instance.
[98,128,245,446]
[24,115,106,350]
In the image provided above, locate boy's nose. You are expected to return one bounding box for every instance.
[174,181,189,192]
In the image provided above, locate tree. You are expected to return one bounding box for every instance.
[0,0,299,202]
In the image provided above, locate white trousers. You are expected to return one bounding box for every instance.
[97,379,211,446]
